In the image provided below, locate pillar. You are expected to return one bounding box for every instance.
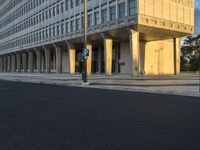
[7,55,11,72]
[44,48,51,73]
[11,54,16,72]
[86,44,92,76]
[16,53,21,72]
[69,49,76,75]
[28,51,34,73]
[36,50,41,73]
[55,46,62,74]
[104,39,113,76]
[0,56,3,72]
[129,29,140,77]
[115,44,119,74]
[174,38,181,75]
[97,44,102,73]
[22,53,27,72]
[3,56,7,72]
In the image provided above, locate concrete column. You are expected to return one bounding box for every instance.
[11,54,16,72]
[129,29,140,77]
[7,55,11,72]
[3,56,7,72]
[36,50,41,73]
[44,48,51,73]
[0,56,3,72]
[104,39,113,76]
[16,53,21,72]
[55,46,62,74]
[97,44,102,73]
[28,51,34,73]
[69,49,76,75]
[86,44,92,76]
[22,53,27,72]
[115,44,119,74]
[174,38,181,75]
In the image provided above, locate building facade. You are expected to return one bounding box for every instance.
[0,0,194,76]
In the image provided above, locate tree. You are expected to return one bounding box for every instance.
[181,35,200,72]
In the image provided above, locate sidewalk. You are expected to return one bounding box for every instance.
[0,72,200,97]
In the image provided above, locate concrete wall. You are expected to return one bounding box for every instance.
[144,39,174,75]
[120,42,131,74]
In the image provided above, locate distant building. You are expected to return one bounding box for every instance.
[0,0,194,76]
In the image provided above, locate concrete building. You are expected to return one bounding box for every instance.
[0,0,194,76]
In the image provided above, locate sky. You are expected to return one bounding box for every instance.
[195,0,200,34]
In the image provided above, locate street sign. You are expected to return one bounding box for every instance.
[83,48,89,59]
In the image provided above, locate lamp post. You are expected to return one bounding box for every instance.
[82,0,88,83]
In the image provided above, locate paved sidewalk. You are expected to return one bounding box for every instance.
[0,72,200,97]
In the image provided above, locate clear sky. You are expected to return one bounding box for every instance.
[195,0,200,34]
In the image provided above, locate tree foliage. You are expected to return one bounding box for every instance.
[181,35,200,71]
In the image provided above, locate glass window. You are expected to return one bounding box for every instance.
[119,2,125,18]
[88,14,92,27]
[61,23,64,34]
[57,25,60,35]
[129,0,136,16]
[53,6,56,16]
[94,11,100,25]
[61,2,64,13]
[71,20,75,31]
[71,0,74,8]
[65,0,69,11]
[110,6,116,21]
[101,9,107,23]
[76,18,81,30]
[57,4,60,14]
[65,22,69,33]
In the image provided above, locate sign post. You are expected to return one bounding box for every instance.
[82,0,88,84]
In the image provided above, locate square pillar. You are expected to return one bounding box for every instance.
[174,38,181,75]
[3,56,7,72]
[0,56,3,72]
[36,50,41,73]
[28,51,34,73]
[86,44,92,76]
[7,55,11,72]
[104,39,113,76]
[97,44,102,73]
[45,49,51,73]
[11,54,16,72]
[22,53,28,72]
[16,53,21,72]
[129,29,140,77]
[55,46,62,74]
[69,49,76,75]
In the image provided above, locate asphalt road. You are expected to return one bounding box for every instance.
[0,80,200,150]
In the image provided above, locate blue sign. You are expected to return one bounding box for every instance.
[83,49,89,57]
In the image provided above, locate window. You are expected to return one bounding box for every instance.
[65,0,69,10]
[61,2,64,13]
[71,20,75,31]
[57,4,60,14]
[75,0,80,6]
[118,2,125,18]
[57,25,60,35]
[110,6,116,21]
[88,14,92,27]
[76,18,81,30]
[61,23,64,34]
[94,11,100,25]
[129,0,136,16]
[65,22,69,33]
[53,6,56,16]
[53,26,56,36]
[70,0,74,8]
[101,9,107,23]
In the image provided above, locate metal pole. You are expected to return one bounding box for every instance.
[82,0,88,83]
